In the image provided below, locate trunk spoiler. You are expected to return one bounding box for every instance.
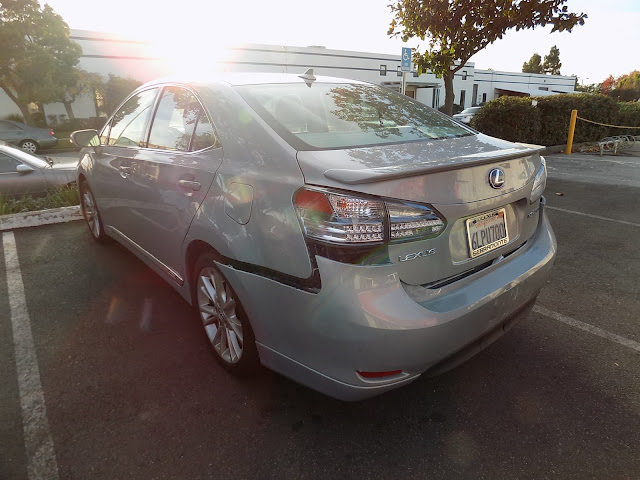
[323,145,545,185]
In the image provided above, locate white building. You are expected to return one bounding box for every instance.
[0,29,577,122]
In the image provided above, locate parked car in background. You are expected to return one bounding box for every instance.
[71,72,555,401]
[0,120,57,153]
[453,106,483,124]
[0,144,76,196]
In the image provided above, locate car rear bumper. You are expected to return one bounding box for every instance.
[39,137,58,149]
[219,201,556,401]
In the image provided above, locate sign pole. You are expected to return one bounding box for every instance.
[401,72,406,96]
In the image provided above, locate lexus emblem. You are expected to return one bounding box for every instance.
[488,168,505,189]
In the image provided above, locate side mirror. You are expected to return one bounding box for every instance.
[70,129,100,148]
[16,163,35,174]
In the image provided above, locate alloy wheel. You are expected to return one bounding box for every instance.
[197,267,244,364]
[82,187,101,239]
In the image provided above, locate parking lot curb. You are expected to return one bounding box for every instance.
[0,206,82,231]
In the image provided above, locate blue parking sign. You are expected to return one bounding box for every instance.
[401,47,412,72]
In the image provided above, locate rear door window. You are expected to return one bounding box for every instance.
[147,87,201,151]
[108,88,158,147]
[0,153,18,173]
[0,121,22,132]
[147,86,219,152]
[190,110,218,151]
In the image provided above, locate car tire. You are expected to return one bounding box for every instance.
[19,140,39,154]
[79,180,109,243]
[193,252,260,376]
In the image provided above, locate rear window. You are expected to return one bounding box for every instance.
[237,83,473,150]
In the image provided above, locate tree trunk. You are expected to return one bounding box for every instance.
[0,84,30,124]
[17,103,31,125]
[443,70,455,116]
[63,101,75,121]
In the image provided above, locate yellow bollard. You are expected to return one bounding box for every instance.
[565,109,578,155]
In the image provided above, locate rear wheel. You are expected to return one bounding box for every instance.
[20,140,39,154]
[193,253,259,375]
[80,181,108,243]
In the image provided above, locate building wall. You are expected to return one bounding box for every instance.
[0,29,577,122]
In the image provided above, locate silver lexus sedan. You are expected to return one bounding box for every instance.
[71,72,556,401]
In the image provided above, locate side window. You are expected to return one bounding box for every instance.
[147,87,201,151]
[0,121,21,131]
[190,110,218,151]
[0,153,18,173]
[108,88,158,147]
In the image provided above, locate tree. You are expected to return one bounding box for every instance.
[543,45,562,75]
[603,71,640,102]
[388,0,586,115]
[0,0,81,124]
[600,75,616,95]
[101,74,142,116]
[62,69,104,120]
[522,53,543,74]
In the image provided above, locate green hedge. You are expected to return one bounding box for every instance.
[0,185,79,215]
[470,94,639,146]
[615,102,640,136]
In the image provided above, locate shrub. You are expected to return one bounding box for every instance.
[614,102,640,136]
[0,185,79,215]
[471,93,629,146]
[54,116,106,133]
[82,116,106,130]
[536,94,618,145]
[470,96,540,143]
[3,113,25,123]
[439,104,463,115]
[30,111,48,128]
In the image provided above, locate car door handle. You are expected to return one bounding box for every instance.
[178,179,201,191]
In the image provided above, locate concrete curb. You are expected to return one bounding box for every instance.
[0,206,83,232]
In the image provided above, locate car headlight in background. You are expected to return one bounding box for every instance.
[530,156,547,203]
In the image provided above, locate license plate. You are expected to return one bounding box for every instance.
[465,208,509,258]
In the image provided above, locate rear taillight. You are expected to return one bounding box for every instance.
[387,200,445,241]
[294,187,445,247]
[49,129,55,137]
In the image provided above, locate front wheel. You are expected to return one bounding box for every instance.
[80,181,108,243]
[193,253,259,375]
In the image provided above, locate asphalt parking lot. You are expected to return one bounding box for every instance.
[1,152,639,480]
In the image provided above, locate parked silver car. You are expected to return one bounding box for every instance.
[453,106,483,124]
[71,72,556,401]
[0,144,76,197]
[0,120,58,153]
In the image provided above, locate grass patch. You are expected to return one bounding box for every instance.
[0,185,79,215]
[48,131,79,151]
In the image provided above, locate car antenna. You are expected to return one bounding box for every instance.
[299,68,316,87]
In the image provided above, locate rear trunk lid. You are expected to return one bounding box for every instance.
[296,134,545,285]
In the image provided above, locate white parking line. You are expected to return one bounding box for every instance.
[2,231,59,480]
[533,305,640,353]
[546,205,640,228]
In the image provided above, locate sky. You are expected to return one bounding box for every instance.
[44,0,639,84]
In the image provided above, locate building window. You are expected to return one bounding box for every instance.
[482,93,487,103]
[459,90,466,108]
[397,66,402,77]
[462,71,467,80]
[380,65,387,76]
[539,87,549,91]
